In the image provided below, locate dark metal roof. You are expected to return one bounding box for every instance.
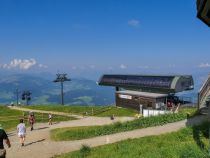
[98,74,194,93]
[197,0,210,27]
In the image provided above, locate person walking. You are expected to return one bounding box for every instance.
[28,112,35,131]
[48,113,52,125]
[0,125,11,158]
[17,119,26,146]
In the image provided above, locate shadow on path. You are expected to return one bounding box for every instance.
[24,139,46,147]
[34,127,49,131]
[7,132,16,137]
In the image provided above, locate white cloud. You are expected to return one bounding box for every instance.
[120,64,127,69]
[1,58,48,70]
[198,63,210,68]
[38,64,48,69]
[128,19,140,27]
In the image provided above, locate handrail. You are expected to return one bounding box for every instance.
[198,74,210,108]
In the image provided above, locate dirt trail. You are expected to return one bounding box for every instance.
[9,106,83,119]
[5,106,207,158]
[6,115,134,158]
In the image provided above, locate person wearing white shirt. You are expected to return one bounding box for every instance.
[17,119,26,146]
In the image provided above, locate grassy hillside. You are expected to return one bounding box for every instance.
[56,122,209,158]
[22,105,138,117]
[50,107,197,141]
[0,106,23,131]
[0,106,75,131]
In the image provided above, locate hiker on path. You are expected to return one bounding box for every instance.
[48,113,52,125]
[0,125,11,158]
[28,112,35,131]
[17,119,26,146]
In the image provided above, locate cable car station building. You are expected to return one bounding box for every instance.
[98,75,194,110]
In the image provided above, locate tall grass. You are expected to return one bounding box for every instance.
[0,106,75,131]
[22,105,138,117]
[56,122,210,158]
[51,107,198,141]
[0,106,24,131]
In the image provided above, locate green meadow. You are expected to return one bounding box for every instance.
[0,106,75,131]
[23,105,138,117]
[50,107,197,141]
[56,122,210,158]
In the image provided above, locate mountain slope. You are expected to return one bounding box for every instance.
[0,74,115,105]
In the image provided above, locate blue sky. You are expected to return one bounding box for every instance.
[0,0,210,79]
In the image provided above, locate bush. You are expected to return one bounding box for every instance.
[80,144,91,157]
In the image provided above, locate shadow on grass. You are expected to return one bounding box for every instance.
[192,122,208,151]
[186,115,209,152]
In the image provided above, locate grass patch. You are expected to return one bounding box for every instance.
[0,106,24,131]
[79,145,91,157]
[51,107,197,141]
[55,122,210,158]
[0,106,75,131]
[22,105,138,117]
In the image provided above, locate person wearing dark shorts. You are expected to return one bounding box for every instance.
[28,112,35,131]
[0,126,11,158]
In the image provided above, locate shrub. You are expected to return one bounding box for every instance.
[80,144,91,157]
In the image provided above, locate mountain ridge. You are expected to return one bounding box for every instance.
[0,74,115,105]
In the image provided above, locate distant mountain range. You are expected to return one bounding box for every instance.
[0,74,115,105]
[0,72,208,105]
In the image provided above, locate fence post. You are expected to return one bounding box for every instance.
[22,112,25,121]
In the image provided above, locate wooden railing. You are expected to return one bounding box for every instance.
[198,74,210,108]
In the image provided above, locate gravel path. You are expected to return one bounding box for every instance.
[9,106,83,119]
[5,107,207,158]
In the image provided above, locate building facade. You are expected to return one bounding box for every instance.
[98,74,194,110]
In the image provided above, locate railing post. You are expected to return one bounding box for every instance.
[22,112,25,121]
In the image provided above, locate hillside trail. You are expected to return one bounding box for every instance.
[9,106,84,119]
[5,106,207,158]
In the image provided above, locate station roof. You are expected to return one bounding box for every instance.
[98,74,194,94]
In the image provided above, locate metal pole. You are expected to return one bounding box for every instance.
[139,97,140,114]
[61,81,64,105]
[54,73,70,106]
[16,88,19,106]
[26,97,28,105]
